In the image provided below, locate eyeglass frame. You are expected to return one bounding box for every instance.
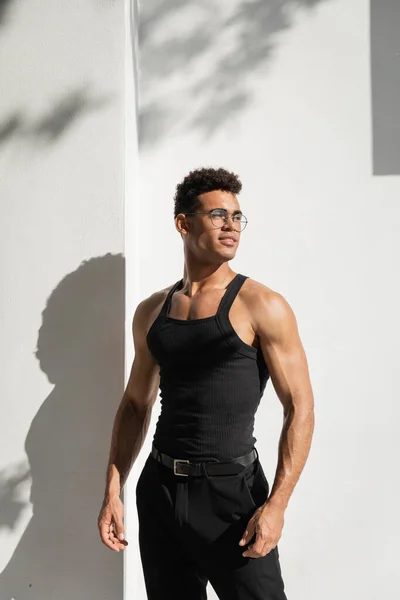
[183,208,248,232]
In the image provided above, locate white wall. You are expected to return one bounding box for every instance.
[126,1,400,599]
[0,1,126,599]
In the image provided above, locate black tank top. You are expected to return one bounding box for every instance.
[146,273,270,461]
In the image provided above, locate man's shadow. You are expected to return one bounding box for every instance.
[0,253,125,600]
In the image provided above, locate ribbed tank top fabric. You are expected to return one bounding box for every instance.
[146,273,270,461]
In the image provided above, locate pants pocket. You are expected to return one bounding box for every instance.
[135,453,153,503]
[204,466,257,523]
[242,457,269,508]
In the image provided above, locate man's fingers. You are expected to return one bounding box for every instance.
[109,524,119,545]
[101,532,120,551]
[103,537,120,551]
[114,516,126,542]
[109,523,127,549]
[98,500,128,551]
[243,536,275,558]
[99,521,121,552]
[242,537,266,557]
[239,519,255,546]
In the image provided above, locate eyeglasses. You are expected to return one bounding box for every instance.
[184,208,248,232]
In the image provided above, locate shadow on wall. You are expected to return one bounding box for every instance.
[371,0,400,175]
[0,85,112,147]
[138,0,330,148]
[0,253,125,600]
[0,0,13,25]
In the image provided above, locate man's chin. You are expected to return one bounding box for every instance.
[216,248,237,260]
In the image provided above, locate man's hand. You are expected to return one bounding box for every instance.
[98,494,128,552]
[239,501,284,558]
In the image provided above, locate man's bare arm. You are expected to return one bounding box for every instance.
[256,289,315,510]
[98,297,161,552]
[104,298,160,500]
[240,285,314,557]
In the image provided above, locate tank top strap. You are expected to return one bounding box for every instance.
[160,278,183,316]
[217,273,248,315]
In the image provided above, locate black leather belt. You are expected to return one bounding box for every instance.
[151,442,258,477]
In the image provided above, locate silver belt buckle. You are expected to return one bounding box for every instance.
[173,458,190,476]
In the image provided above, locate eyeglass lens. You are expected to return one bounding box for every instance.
[210,210,247,231]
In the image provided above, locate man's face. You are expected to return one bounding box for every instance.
[179,190,243,262]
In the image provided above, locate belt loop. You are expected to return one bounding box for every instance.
[153,444,161,463]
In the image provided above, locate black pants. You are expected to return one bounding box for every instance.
[135,449,288,600]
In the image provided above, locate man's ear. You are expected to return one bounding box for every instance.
[175,214,188,238]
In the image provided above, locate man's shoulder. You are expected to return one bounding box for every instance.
[138,284,173,311]
[135,281,175,321]
[242,276,293,326]
[242,276,283,306]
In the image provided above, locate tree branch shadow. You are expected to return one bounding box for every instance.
[0,85,112,148]
[138,0,331,148]
[0,0,14,26]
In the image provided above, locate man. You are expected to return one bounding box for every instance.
[98,167,315,599]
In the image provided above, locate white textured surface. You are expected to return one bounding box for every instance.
[0,0,125,598]
[128,0,400,598]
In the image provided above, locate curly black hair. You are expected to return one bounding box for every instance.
[173,167,242,218]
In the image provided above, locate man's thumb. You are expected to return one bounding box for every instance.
[115,518,125,540]
[239,522,255,546]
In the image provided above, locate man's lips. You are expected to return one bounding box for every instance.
[219,237,237,245]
